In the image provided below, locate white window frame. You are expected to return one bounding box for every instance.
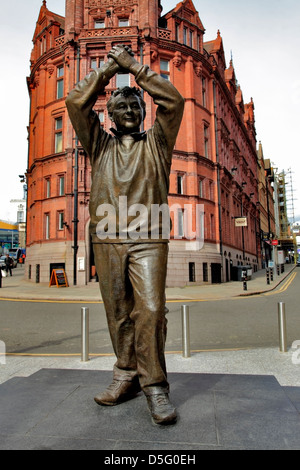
[55,117,63,153]
[95,20,105,29]
[58,212,64,230]
[116,73,130,88]
[118,18,129,27]
[59,175,65,196]
[45,214,50,240]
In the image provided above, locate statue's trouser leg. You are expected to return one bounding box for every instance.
[93,242,169,395]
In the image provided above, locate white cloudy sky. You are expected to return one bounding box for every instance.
[0,0,299,222]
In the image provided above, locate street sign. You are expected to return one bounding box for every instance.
[235,217,247,227]
[277,250,284,264]
[271,240,279,246]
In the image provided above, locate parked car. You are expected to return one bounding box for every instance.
[9,248,22,262]
[0,255,17,269]
[297,258,300,267]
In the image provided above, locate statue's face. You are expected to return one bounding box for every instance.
[111,95,143,134]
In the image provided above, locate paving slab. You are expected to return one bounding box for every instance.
[0,369,299,450]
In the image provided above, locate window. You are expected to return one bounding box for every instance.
[202,77,206,107]
[177,175,183,195]
[189,30,193,48]
[98,111,104,124]
[46,179,51,198]
[175,24,179,42]
[58,212,64,230]
[210,214,215,239]
[116,74,130,88]
[160,59,170,80]
[55,117,63,153]
[189,262,196,282]
[57,66,64,99]
[95,20,105,29]
[204,125,209,158]
[119,18,129,27]
[183,27,188,45]
[199,179,203,198]
[91,58,105,70]
[203,263,208,282]
[177,209,184,238]
[41,35,47,55]
[45,214,50,240]
[17,210,24,223]
[209,181,213,200]
[59,175,65,196]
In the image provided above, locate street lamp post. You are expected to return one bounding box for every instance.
[241,182,247,262]
[9,231,14,249]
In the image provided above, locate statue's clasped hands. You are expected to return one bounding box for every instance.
[107,44,137,73]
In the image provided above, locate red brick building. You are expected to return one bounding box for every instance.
[26,0,260,286]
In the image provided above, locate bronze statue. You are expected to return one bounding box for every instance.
[66,45,184,424]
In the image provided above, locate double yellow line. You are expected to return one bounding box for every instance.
[264,271,297,296]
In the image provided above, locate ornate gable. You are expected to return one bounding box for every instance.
[173,0,204,31]
[33,1,48,41]
[33,1,64,42]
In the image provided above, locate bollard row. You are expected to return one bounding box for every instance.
[79,302,288,363]
[80,305,192,362]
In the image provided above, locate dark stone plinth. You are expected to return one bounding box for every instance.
[0,369,299,450]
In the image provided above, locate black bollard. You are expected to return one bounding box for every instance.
[270,268,273,282]
[242,271,247,291]
[266,268,270,285]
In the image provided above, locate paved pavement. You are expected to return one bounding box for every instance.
[0,262,297,302]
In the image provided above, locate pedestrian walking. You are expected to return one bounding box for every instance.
[5,254,13,276]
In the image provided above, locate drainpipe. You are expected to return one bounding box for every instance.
[213,80,223,263]
[25,81,32,251]
[265,174,271,263]
[73,45,80,286]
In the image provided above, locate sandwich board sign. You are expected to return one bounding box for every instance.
[49,269,68,288]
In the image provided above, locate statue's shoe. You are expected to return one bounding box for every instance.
[94,378,141,406]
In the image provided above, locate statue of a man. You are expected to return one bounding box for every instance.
[66,45,184,425]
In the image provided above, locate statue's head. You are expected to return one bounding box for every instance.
[107,86,146,134]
